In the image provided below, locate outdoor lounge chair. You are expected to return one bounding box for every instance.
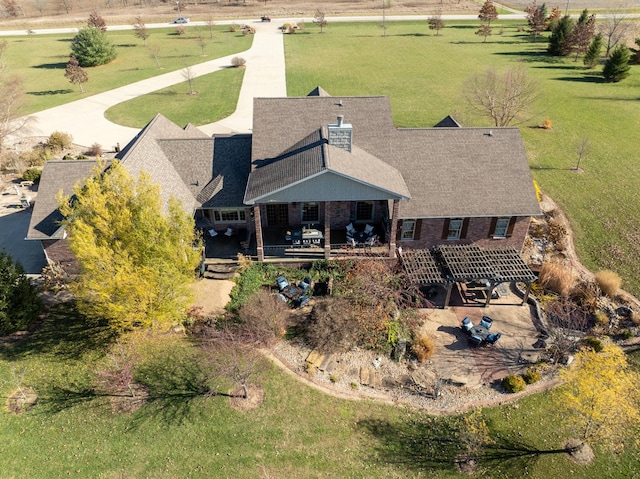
[364,223,374,235]
[346,223,356,236]
[224,227,234,236]
[276,276,289,291]
[461,317,473,335]
[208,229,218,237]
[295,295,310,308]
[480,316,493,330]
[486,333,501,345]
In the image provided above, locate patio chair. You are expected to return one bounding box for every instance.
[276,293,288,303]
[347,237,357,248]
[461,317,473,335]
[364,223,375,235]
[486,333,501,345]
[298,279,311,291]
[208,229,218,237]
[346,223,356,236]
[365,234,378,247]
[480,316,493,330]
[276,276,289,291]
[295,295,310,308]
[468,334,483,347]
[224,227,234,236]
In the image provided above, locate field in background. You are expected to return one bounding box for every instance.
[284,20,640,295]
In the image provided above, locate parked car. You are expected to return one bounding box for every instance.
[261,15,271,22]
[172,17,189,24]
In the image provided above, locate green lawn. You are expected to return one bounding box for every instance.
[104,66,244,128]
[1,304,639,478]
[284,20,640,296]
[3,26,252,115]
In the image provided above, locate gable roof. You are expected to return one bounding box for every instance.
[244,127,410,204]
[307,86,332,97]
[434,115,462,128]
[26,160,109,240]
[389,127,540,218]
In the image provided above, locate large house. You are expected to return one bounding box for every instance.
[27,88,541,270]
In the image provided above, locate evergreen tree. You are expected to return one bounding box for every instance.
[583,33,603,69]
[0,251,42,335]
[70,26,117,67]
[547,15,574,56]
[602,45,631,82]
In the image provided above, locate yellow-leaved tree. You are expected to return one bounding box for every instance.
[556,343,640,454]
[58,160,201,332]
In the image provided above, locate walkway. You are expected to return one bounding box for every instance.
[15,21,286,148]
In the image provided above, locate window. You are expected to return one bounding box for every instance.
[447,218,463,240]
[493,217,510,238]
[401,220,416,240]
[302,203,319,223]
[355,201,374,221]
[213,209,246,223]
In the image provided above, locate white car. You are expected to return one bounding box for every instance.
[172,17,189,24]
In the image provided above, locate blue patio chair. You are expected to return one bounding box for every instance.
[480,316,493,330]
[295,295,310,308]
[364,223,374,235]
[276,293,288,303]
[276,276,289,291]
[486,333,501,345]
[461,317,473,335]
[468,334,483,347]
[298,280,310,291]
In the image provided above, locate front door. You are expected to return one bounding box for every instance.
[266,204,289,226]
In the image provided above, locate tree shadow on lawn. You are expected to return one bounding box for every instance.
[33,62,68,69]
[28,89,74,95]
[0,302,116,362]
[357,417,569,475]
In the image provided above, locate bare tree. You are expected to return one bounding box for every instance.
[87,9,106,31]
[313,8,327,33]
[182,65,196,95]
[573,137,589,171]
[525,1,547,42]
[205,14,215,39]
[64,55,88,92]
[599,9,637,58]
[195,29,207,56]
[428,12,444,36]
[0,40,8,73]
[464,66,539,127]
[133,16,150,46]
[0,74,31,152]
[147,44,162,69]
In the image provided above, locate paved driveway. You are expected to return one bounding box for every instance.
[0,209,47,275]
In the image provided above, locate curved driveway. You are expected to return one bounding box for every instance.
[16,20,286,148]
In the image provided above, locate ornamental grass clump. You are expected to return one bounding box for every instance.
[411,333,435,363]
[539,261,576,297]
[595,270,622,297]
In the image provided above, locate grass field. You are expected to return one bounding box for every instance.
[1,304,639,478]
[2,26,251,115]
[283,20,640,296]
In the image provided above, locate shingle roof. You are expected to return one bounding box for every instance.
[389,127,541,218]
[26,160,109,240]
[244,127,410,204]
[251,96,394,162]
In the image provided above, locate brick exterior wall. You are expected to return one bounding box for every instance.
[398,216,531,251]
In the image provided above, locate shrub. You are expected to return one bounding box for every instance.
[595,270,622,297]
[231,56,246,68]
[175,26,186,35]
[594,310,609,327]
[583,337,604,353]
[538,261,575,297]
[621,330,634,340]
[46,131,73,152]
[62,154,75,161]
[570,279,600,314]
[236,288,288,346]
[411,333,435,363]
[305,297,360,353]
[21,168,42,183]
[541,118,552,129]
[86,143,103,157]
[547,217,566,250]
[522,368,541,384]
[228,24,240,32]
[76,154,88,160]
[502,374,526,393]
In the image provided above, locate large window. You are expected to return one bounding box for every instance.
[213,209,246,223]
[493,217,511,238]
[356,201,374,221]
[447,218,464,240]
[401,220,416,240]
[302,202,319,223]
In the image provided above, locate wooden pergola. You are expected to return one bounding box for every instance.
[401,245,537,307]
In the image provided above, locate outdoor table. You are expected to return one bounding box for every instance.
[352,231,369,245]
[282,286,303,301]
[470,325,490,340]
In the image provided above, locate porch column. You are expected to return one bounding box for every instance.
[324,201,331,259]
[254,205,264,262]
[523,282,532,306]
[388,199,400,258]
